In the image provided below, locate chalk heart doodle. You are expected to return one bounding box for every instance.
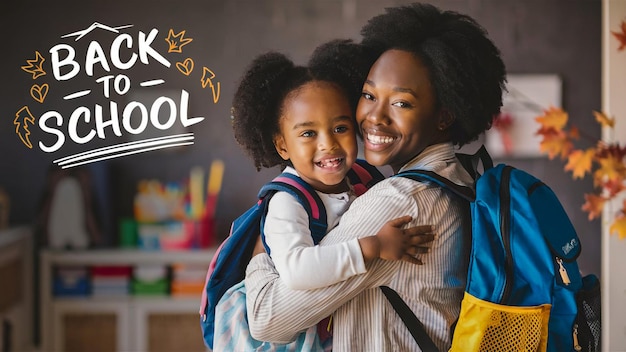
[16,22,221,169]
[30,83,49,103]
[176,58,194,76]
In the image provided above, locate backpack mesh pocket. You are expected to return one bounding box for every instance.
[574,275,601,352]
[450,292,551,352]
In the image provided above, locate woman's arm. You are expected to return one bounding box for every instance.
[245,252,396,342]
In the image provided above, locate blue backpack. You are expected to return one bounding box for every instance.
[386,146,601,352]
[199,159,384,349]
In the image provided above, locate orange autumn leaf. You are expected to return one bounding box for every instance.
[593,111,615,128]
[594,153,626,184]
[611,20,626,51]
[565,149,595,179]
[581,193,606,220]
[596,143,626,160]
[568,125,580,140]
[538,130,574,160]
[603,178,626,197]
[535,107,569,132]
[609,216,626,239]
[594,144,626,184]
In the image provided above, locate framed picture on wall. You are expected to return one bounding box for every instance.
[485,74,562,158]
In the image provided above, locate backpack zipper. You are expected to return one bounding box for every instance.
[500,166,514,303]
[573,323,582,351]
[556,257,571,285]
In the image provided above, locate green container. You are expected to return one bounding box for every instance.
[131,278,169,295]
[119,218,138,248]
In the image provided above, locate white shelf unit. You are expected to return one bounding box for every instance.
[0,226,34,352]
[39,248,216,352]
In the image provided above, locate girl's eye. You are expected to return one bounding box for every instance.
[301,131,315,138]
[334,125,350,134]
[361,92,374,101]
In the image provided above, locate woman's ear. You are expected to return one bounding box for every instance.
[273,135,290,161]
[437,108,455,131]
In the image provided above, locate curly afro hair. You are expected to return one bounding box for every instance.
[231,39,373,170]
[360,2,507,146]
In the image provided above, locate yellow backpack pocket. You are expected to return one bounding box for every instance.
[450,292,551,352]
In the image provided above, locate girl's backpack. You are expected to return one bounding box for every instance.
[199,159,384,349]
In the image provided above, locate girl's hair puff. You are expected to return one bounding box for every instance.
[360,2,507,146]
[232,39,372,170]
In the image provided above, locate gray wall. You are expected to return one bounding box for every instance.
[0,0,601,275]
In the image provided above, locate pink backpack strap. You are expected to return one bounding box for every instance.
[271,176,321,219]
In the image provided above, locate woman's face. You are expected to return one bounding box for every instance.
[356,49,446,173]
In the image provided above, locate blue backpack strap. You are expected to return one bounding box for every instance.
[258,173,328,251]
[394,169,475,202]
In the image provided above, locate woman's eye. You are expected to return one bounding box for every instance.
[392,101,412,108]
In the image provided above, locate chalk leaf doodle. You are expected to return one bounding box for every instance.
[165,29,193,53]
[176,58,194,76]
[21,51,47,79]
[14,106,35,149]
[15,23,221,168]
[201,67,221,103]
[30,83,49,103]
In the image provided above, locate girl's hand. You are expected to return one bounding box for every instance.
[379,216,435,264]
[359,216,435,264]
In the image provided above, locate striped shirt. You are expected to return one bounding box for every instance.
[245,143,473,351]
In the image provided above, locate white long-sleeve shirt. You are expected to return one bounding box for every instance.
[263,167,366,290]
[246,143,473,351]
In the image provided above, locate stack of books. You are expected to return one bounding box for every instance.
[170,263,207,296]
[90,265,132,296]
[132,264,169,295]
[52,266,89,297]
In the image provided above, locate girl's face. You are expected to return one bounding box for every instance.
[357,49,448,173]
[274,81,357,193]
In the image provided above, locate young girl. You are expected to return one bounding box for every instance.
[213,40,433,351]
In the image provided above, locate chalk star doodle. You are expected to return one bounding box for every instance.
[61,22,133,41]
[201,67,220,103]
[176,58,194,76]
[21,51,47,79]
[30,83,49,103]
[14,106,35,149]
[165,29,193,53]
